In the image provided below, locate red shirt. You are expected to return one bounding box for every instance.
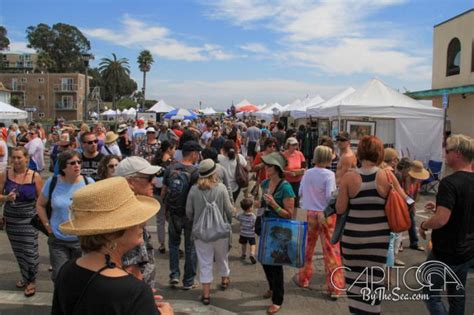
[172,129,183,138]
[282,150,305,182]
[253,152,267,183]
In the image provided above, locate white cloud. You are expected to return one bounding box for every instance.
[6,41,36,54]
[82,15,235,62]
[147,78,343,109]
[240,42,268,53]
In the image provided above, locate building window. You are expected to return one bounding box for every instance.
[38,94,45,100]
[2,55,6,60]
[446,37,461,76]
[20,77,27,83]
[38,78,45,83]
[16,61,23,68]
[24,54,31,61]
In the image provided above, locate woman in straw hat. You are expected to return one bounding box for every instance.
[100,131,122,157]
[256,152,295,314]
[186,159,233,305]
[52,177,173,315]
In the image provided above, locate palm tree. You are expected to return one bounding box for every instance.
[99,53,130,113]
[137,50,154,107]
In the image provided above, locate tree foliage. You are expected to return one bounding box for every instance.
[0,26,10,51]
[137,50,154,73]
[99,53,132,110]
[26,23,91,72]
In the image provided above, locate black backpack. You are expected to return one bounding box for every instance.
[165,164,196,217]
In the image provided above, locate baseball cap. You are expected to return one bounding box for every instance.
[336,131,350,142]
[286,137,298,145]
[116,156,162,177]
[182,140,202,153]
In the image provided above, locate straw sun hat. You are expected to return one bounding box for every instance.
[408,160,430,181]
[105,131,119,144]
[60,177,160,236]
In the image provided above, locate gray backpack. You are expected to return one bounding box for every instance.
[192,191,231,242]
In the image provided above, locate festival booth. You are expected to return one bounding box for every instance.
[163,108,198,120]
[310,79,443,162]
[254,102,284,121]
[200,107,218,116]
[147,100,175,121]
[0,101,27,120]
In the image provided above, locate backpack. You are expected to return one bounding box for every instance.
[165,164,196,217]
[192,191,231,242]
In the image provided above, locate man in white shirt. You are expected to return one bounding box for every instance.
[24,128,45,171]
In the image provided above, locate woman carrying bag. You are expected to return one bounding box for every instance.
[256,152,295,314]
[186,159,234,305]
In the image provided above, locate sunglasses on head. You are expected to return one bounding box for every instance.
[84,139,99,145]
[67,160,82,166]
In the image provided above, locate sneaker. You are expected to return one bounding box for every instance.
[249,255,257,264]
[169,278,179,286]
[158,245,166,254]
[240,254,246,260]
[394,259,406,266]
[182,282,198,290]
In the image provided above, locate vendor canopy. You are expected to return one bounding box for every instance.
[316,79,443,119]
[147,100,175,113]
[0,101,27,119]
[284,95,325,118]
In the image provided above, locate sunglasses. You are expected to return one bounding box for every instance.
[107,164,119,169]
[83,139,99,145]
[67,160,82,166]
[132,174,154,182]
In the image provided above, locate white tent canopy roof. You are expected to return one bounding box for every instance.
[316,79,443,119]
[0,101,27,119]
[147,100,175,113]
[201,107,217,115]
[234,99,253,109]
[307,87,356,116]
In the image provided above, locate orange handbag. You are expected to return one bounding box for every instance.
[384,170,411,233]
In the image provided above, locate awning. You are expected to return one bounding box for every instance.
[406,85,474,99]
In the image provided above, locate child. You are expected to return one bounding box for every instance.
[236,198,257,264]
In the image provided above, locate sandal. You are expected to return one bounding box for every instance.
[16,280,26,289]
[201,296,210,305]
[24,283,36,297]
[267,304,281,314]
[410,245,425,252]
[220,278,230,290]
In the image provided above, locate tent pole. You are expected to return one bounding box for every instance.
[338,107,342,132]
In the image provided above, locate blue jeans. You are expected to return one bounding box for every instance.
[408,209,419,248]
[48,235,81,282]
[424,251,474,315]
[168,215,196,286]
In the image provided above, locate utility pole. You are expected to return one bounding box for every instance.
[81,53,94,122]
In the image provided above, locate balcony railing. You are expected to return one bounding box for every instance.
[55,102,77,110]
[8,84,26,92]
[53,84,78,92]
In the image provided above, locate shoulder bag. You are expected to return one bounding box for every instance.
[384,170,411,233]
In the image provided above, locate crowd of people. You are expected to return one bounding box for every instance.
[0,116,473,315]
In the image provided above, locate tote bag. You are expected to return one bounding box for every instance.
[257,218,307,268]
[384,170,411,233]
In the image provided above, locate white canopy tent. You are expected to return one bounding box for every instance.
[284,95,325,118]
[147,100,175,113]
[254,102,284,120]
[314,79,444,162]
[307,87,356,116]
[0,101,27,119]
[234,99,252,110]
[201,107,217,115]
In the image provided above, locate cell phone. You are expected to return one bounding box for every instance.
[406,196,415,206]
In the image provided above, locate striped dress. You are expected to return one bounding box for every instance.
[3,171,39,284]
[341,167,389,314]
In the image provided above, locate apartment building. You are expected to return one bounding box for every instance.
[0,82,11,104]
[408,9,474,137]
[1,53,38,73]
[0,73,87,121]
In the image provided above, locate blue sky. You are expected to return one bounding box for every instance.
[1,0,473,110]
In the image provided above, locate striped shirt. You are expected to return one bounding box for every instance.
[236,212,256,238]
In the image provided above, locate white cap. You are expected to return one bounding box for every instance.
[146,126,157,133]
[116,156,162,177]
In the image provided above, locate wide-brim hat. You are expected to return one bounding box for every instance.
[105,131,119,144]
[117,124,128,133]
[60,177,160,236]
[408,160,430,180]
[199,159,217,178]
[261,152,287,173]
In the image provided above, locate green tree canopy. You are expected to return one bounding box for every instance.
[26,23,91,72]
[0,26,10,51]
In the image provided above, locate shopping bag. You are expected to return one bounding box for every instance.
[257,218,307,268]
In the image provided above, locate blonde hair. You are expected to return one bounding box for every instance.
[446,134,474,162]
[197,172,219,190]
[80,123,90,133]
[313,145,333,166]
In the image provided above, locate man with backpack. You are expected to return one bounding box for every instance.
[161,140,201,289]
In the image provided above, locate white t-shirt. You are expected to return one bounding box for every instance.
[218,154,247,192]
[201,130,213,144]
[0,139,8,163]
[299,167,336,211]
[24,137,45,171]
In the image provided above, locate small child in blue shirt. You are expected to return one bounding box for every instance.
[236,198,257,264]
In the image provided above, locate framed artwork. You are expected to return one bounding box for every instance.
[346,120,376,144]
[319,120,330,136]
